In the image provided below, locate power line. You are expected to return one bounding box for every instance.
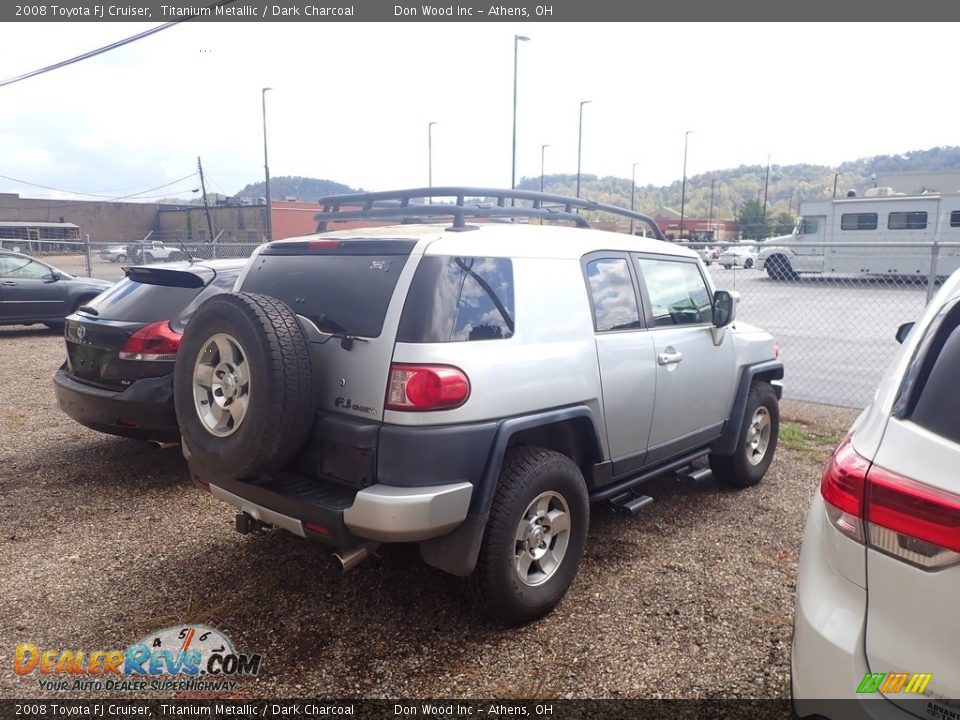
[0,1,235,89]
[0,172,199,201]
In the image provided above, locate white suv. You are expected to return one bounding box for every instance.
[793,268,960,716]
[172,188,783,625]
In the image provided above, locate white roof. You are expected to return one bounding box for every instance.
[273,222,698,261]
[0,221,79,228]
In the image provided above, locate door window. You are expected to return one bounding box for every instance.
[635,258,712,327]
[0,256,53,279]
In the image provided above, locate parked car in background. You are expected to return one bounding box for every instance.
[792,266,960,716]
[100,244,129,263]
[0,249,112,329]
[54,259,245,443]
[718,245,758,269]
[122,240,185,264]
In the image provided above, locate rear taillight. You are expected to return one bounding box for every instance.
[820,436,960,568]
[820,437,868,543]
[118,320,181,361]
[866,467,960,568]
[386,364,470,411]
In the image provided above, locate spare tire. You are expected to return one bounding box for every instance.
[173,292,314,483]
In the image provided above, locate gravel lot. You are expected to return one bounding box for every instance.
[0,325,856,700]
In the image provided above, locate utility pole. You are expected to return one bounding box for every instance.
[197,156,215,244]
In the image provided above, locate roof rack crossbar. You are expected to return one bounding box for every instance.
[315,204,592,230]
[313,187,665,239]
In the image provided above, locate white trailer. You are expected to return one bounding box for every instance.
[757,190,960,280]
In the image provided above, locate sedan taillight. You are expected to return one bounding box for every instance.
[820,436,960,568]
[386,364,470,411]
[118,320,181,361]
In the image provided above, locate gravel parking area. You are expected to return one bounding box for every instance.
[0,325,856,699]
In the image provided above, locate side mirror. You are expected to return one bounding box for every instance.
[895,321,914,344]
[713,290,739,328]
[44,271,61,283]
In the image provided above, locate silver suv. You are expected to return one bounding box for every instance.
[172,188,784,624]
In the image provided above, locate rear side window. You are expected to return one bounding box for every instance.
[242,252,410,338]
[908,311,960,445]
[81,277,198,322]
[586,258,642,332]
[397,257,514,342]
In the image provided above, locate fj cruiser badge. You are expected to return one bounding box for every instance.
[334,397,377,415]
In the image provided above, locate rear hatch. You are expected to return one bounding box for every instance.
[65,264,239,390]
[863,300,960,709]
[238,238,421,424]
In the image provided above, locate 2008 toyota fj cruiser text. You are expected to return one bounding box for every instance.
[172,188,783,625]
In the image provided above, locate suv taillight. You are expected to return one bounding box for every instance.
[820,436,960,568]
[386,364,470,411]
[118,320,181,361]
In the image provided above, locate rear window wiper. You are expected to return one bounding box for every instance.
[307,314,368,351]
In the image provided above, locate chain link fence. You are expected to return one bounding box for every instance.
[703,240,958,408]
[5,233,956,410]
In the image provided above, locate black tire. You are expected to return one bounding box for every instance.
[470,446,589,625]
[723,264,732,269]
[744,257,754,269]
[765,254,796,281]
[173,292,314,483]
[709,381,779,488]
[143,252,154,264]
[116,254,127,263]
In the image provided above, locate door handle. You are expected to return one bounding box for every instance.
[1,281,16,286]
[657,349,683,366]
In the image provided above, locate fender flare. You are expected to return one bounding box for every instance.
[713,360,784,456]
[420,405,604,577]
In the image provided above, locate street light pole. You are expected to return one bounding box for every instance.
[630,161,639,235]
[261,87,273,241]
[708,177,716,241]
[678,129,694,242]
[511,34,530,191]
[762,153,771,236]
[540,144,550,193]
[428,121,438,190]
[576,100,592,199]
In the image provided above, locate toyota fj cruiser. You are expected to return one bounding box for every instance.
[173,188,783,624]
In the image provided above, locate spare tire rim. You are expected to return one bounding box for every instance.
[514,491,571,587]
[193,333,251,438]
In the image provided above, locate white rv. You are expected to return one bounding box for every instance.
[756,189,960,280]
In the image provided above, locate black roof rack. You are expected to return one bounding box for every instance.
[313,187,666,240]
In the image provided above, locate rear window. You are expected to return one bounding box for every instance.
[81,277,199,322]
[170,268,243,331]
[241,251,411,338]
[907,307,960,445]
[397,256,515,342]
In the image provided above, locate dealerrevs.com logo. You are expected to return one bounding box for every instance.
[14,625,262,693]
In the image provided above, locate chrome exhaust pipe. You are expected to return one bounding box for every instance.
[148,440,179,450]
[334,543,380,572]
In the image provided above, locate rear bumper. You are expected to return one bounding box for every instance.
[54,366,178,441]
[207,473,473,548]
[792,496,912,720]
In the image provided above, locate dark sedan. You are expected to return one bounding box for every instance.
[54,258,246,443]
[0,250,113,329]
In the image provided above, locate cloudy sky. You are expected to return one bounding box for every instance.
[0,22,956,201]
